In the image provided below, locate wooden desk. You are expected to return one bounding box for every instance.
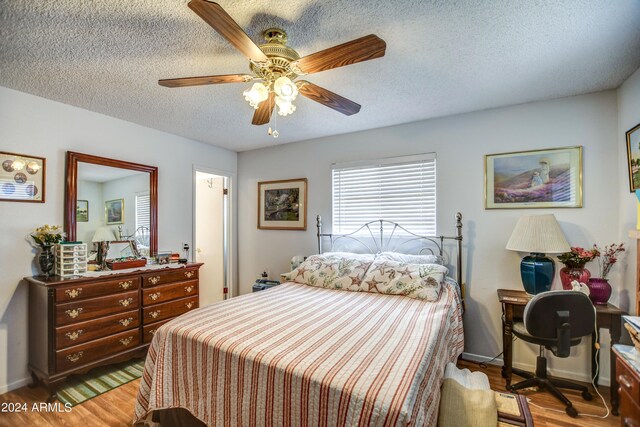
[497,289,623,416]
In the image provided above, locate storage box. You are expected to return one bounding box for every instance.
[55,243,88,277]
[106,258,147,270]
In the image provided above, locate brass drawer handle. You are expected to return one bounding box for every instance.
[65,288,82,299]
[119,280,133,290]
[149,329,157,336]
[618,374,634,390]
[66,352,84,363]
[118,317,133,327]
[149,310,161,319]
[65,330,84,341]
[119,298,134,307]
[184,285,194,293]
[185,271,195,279]
[186,302,194,309]
[149,276,161,285]
[149,292,161,301]
[119,337,134,346]
[65,308,83,319]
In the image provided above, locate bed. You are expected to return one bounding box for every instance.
[134,213,465,427]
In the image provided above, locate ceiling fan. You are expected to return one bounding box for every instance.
[159,0,386,134]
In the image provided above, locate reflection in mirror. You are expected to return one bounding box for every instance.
[76,163,151,258]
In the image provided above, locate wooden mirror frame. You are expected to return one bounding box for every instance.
[64,151,158,256]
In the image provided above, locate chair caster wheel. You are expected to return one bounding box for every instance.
[566,406,578,418]
[582,390,593,401]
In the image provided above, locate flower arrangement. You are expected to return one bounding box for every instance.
[593,243,625,279]
[30,225,65,247]
[557,246,599,268]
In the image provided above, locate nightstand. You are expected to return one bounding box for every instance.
[498,289,623,415]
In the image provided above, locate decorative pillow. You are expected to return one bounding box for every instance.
[360,259,448,300]
[283,253,373,291]
[377,251,444,265]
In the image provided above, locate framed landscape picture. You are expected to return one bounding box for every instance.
[105,198,124,225]
[485,146,582,209]
[76,200,89,222]
[0,151,45,203]
[258,178,307,230]
[626,123,640,192]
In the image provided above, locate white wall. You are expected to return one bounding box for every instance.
[618,67,640,315]
[0,86,237,393]
[238,90,620,384]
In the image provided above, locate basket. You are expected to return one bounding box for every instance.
[624,322,640,352]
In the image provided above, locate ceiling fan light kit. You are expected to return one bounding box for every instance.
[160,0,386,136]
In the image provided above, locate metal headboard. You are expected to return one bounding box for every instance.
[316,212,463,287]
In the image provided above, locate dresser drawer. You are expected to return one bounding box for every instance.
[56,276,139,302]
[143,319,173,343]
[620,388,640,427]
[618,357,640,403]
[56,329,140,372]
[143,295,198,323]
[56,291,139,326]
[142,268,199,287]
[55,309,139,349]
[142,280,198,305]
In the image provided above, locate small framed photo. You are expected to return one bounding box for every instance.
[105,198,124,225]
[626,123,640,192]
[77,200,89,222]
[485,146,582,209]
[258,178,307,230]
[0,151,45,203]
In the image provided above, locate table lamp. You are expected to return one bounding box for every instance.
[92,226,117,269]
[506,214,570,295]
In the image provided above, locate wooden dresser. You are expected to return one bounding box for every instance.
[26,263,202,391]
[614,344,640,427]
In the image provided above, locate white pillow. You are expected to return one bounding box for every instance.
[377,251,444,265]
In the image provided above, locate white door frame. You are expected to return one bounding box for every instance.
[192,165,236,299]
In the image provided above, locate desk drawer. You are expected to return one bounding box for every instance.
[618,358,640,403]
[143,295,198,323]
[620,388,640,427]
[56,329,139,372]
[142,268,198,287]
[56,277,139,302]
[55,309,139,349]
[142,280,198,305]
[56,291,139,326]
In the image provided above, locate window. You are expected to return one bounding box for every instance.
[135,192,150,243]
[332,153,436,235]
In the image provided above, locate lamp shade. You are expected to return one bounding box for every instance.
[506,214,570,254]
[92,226,116,243]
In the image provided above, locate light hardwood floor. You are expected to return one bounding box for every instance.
[0,360,618,426]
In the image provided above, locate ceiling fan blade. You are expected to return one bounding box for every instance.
[297,81,361,116]
[188,0,268,62]
[252,92,276,125]
[158,74,252,88]
[295,34,386,75]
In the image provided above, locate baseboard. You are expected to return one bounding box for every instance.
[0,376,32,395]
[461,352,610,387]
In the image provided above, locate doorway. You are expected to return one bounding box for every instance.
[194,170,229,305]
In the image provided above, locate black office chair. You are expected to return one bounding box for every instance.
[508,290,595,418]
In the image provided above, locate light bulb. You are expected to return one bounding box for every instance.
[12,159,25,171]
[243,83,269,109]
[273,76,298,102]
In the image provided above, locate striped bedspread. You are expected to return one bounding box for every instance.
[134,280,464,427]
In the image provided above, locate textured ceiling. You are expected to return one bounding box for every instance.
[1,1,639,152]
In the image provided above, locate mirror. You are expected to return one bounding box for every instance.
[65,152,158,258]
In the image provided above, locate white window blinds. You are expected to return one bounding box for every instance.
[135,192,150,233]
[332,154,436,235]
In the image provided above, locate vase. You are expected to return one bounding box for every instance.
[587,278,612,305]
[38,245,55,278]
[559,266,591,290]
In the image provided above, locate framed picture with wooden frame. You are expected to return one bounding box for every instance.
[0,151,46,203]
[105,198,124,225]
[258,178,307,230]
[484,146,582,209]
[626,122,640,192]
